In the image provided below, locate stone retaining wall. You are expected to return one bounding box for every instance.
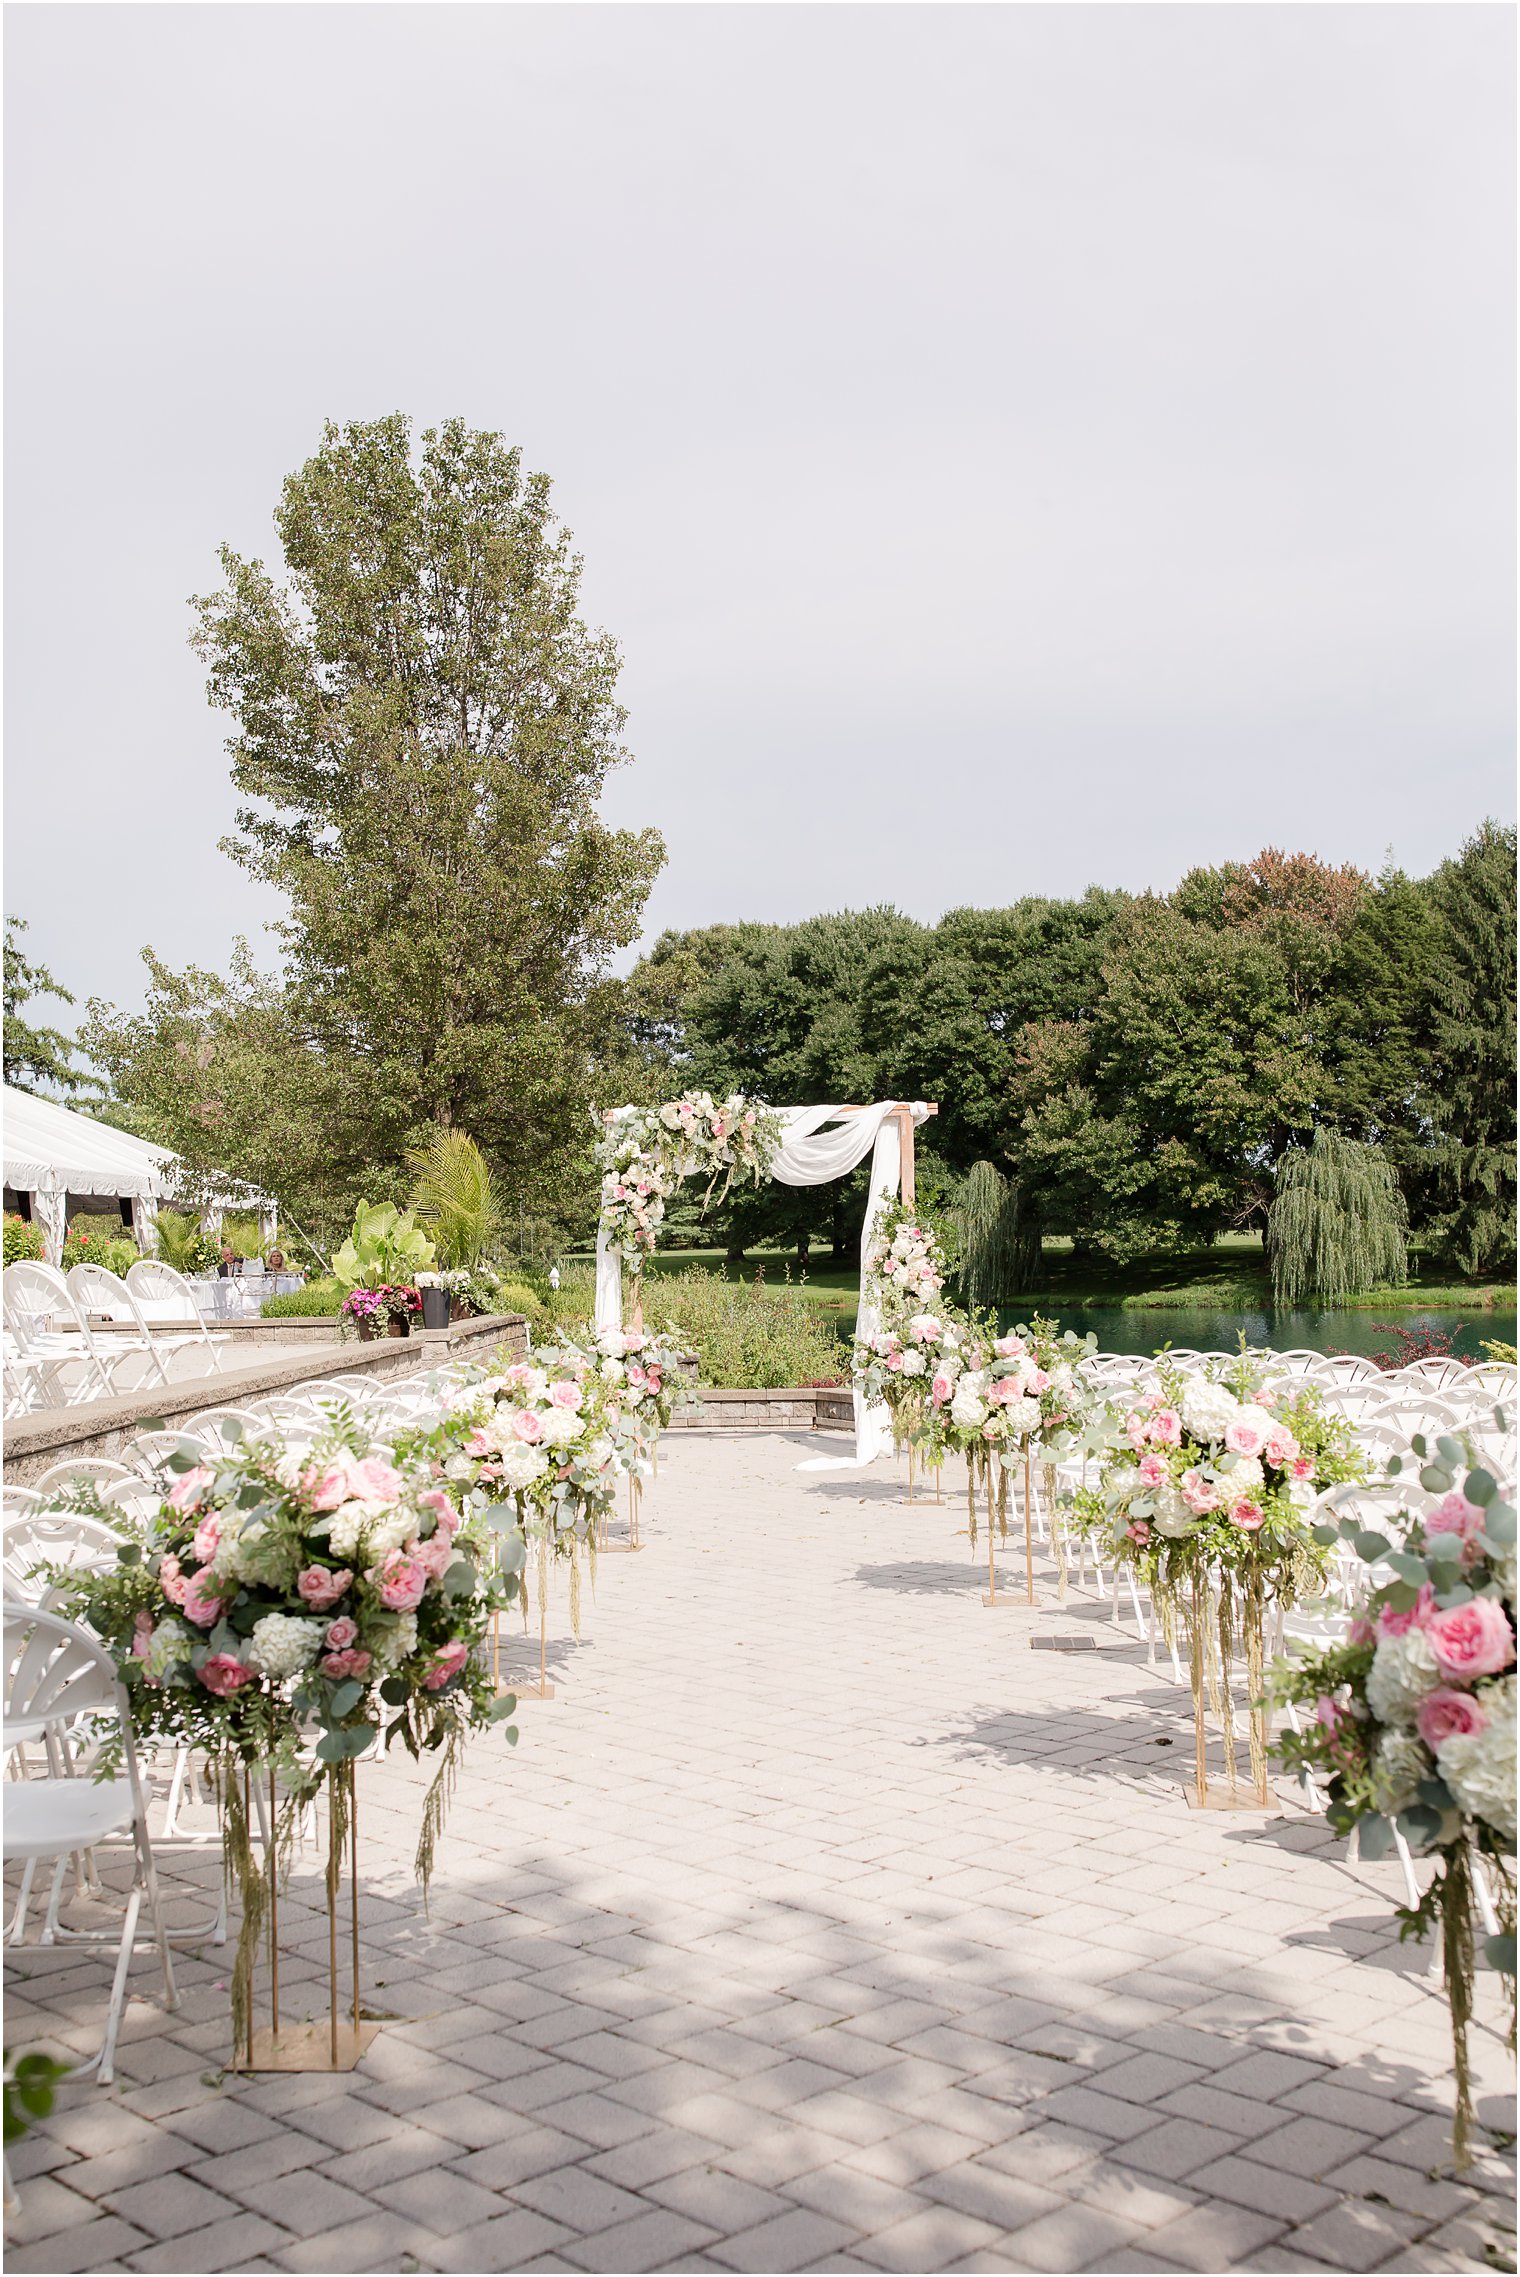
[673,1385,853,1432]
[3,1314,528,1483]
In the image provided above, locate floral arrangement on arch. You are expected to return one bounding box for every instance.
[49,1420,520,2053]
[1271,1432,1516,2163]
[594,1094,783,1264]
[863,1202,949,1319]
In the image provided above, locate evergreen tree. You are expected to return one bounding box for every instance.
[1267,1129,1409,1305]
[1423,820,1518,1274]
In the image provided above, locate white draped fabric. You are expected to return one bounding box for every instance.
[594,1102,931,1465]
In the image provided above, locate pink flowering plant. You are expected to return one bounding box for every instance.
[1270,1430,1516,2162]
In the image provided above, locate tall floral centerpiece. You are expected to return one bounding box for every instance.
[1072,1356,1363,1804]
[52,1422,518,2065]
[853,1203,954,1494]
[1271,1439,1516,2161]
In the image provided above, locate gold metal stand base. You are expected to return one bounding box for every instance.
[1184,1785,1279,1816]
[981,1592,1027,1608]
[599,1542,644,1554]
[238,2021,380,2073]
[515,1682,556,1700]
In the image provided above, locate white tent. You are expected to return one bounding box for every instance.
[2,1084,273,1264]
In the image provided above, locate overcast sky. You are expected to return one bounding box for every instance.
[5,3,1514,1025]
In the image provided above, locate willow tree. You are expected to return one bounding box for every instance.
[1267,1129,1408,1306]
[959,1159,1040,1308]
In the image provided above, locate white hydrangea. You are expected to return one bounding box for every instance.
[495,1441,550,1491]
[443,1452,476,1482]
[1365,1627,1443,1725]
[600,1357,626,1383]
[246,1613,323,1680]
[373,1612,419,1674]
[901,1351,926,1377]
[366,1508,415,1557]
[1180,1378,1240,1443]
[1049,1364,1077,1396]
[325,1501,373,1560]
[1106,1463,1142,1506]
[950,1374,988,1429]
[206,1514,249,1581]
[1438,1676,1517,1841]
[1152,1489,1195,1540]
[1222,1454,1265,1493]
[1370,1728,1429,1815]
[1001,1396,1040,1439]
[536,1406,584,1448]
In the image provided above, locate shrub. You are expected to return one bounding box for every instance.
[261,1278,346,1318]
[643,1269,847,1388]
[155,1209,220,1276]
[4,1214,44,1266]
[62,1226,137,1276]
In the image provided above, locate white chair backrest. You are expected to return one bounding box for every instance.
[120,1430,205,1477]
[3,1260,72,1343]
[1316,1354,1380,1384]
[184,1407,268,1450]
[3,1511,125,1603]
[31,1457,134,1495]
[2,1485,43,1517]
[4,1602,127,1735]
[65,1263,138,1325]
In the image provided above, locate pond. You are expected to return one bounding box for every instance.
[994,1305,1516,1363]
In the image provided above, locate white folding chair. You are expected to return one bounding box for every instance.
[3,1604,179,2082]
[4,1262,146,1405]
[30,1458,134,1498]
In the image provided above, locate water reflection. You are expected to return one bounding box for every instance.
[994,1305,1516,1361]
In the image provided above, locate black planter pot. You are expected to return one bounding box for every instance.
[420,1287,451,1331]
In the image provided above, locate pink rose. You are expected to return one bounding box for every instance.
[198,1653,255,1697]
[302,1462,356,1511]
[192,1515,221,1565]
[1225,1417,1268,1458]
[1137,1453,1169,1488]
[298,1565,353,1610]
[418,1489,460,1533]
[1348,1615,1376,1646]
[464,1430,492,1457]
[372,1551,427,1612]
[411,1535,455,1580]
[180,1573,226,1627]
[885,1350,904,1371]
[503,1364,536,1388]
[1417,1686,1490,1751]
[646,1369,662,1391]
[627,1363,648,1387]
[131,1609,155,1657]
[1125,1412,1150,1449]
[422,1641,470,1691]
[167,1465,213,1514]
[1290,1456,1315,1481]
[1263,1429,1300,1468]
[321,1649,372,1680]
[993,1336,1025,1360]
[350,1457,403,1502]
[325,1617,359,1650]
[511,1409,544,1443]
[1425,1495,1486,1562]
[1230,1500,1265,1532]
[1180,1470,1221,1515]
[1377,1583,1435,1638]
[1149,1407,1181,1447]
[159,1553,187,1606]
[1126,1521,1151,1544]
[1425,1597,1515,1681]
[549,1381,582,1409]
[931,1374,952,1406]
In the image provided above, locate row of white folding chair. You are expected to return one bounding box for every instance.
[4,1263,166,1405]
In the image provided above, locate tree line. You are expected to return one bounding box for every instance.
[623,833,1516,1277]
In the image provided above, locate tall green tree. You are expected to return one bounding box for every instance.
[1423,820,1517,1273]
[97,417,663,1229]
[4,918,98,1097]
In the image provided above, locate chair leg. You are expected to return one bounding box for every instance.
[1391,1823,1422,1911]
[96,1886,142,2086]
[135,1818,179,2018]
[1473,1853,1500,1937]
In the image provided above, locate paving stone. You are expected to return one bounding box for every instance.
[271,2210,454,2272]
[123,2211,287,2272]
[1145,2203,1291,2269]
[710,2208,860,2270]
[100,2173,239,2240]
[427,2211,573,2273]
[6,2217,151,2273]
[512,2165,651,2235]
[1185,2154,1338,2226]
[855,2205,1007,2270]
[561,2209,722,2271]
[987,2200,1149,2272]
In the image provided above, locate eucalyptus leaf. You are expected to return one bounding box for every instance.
[1481,1503,1517,1545]
[1356,1813,1395,1860]
[1354,1530,1391,1563]
[1410,1433,1427,1457]
[1483,1932,1517,1976]
[328,1679,364,1717]
[314,1729,347,1764]
[1388,1553,1429,1585]
[1463,1468,1498,1507]
[1419,1467,1454,1495]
